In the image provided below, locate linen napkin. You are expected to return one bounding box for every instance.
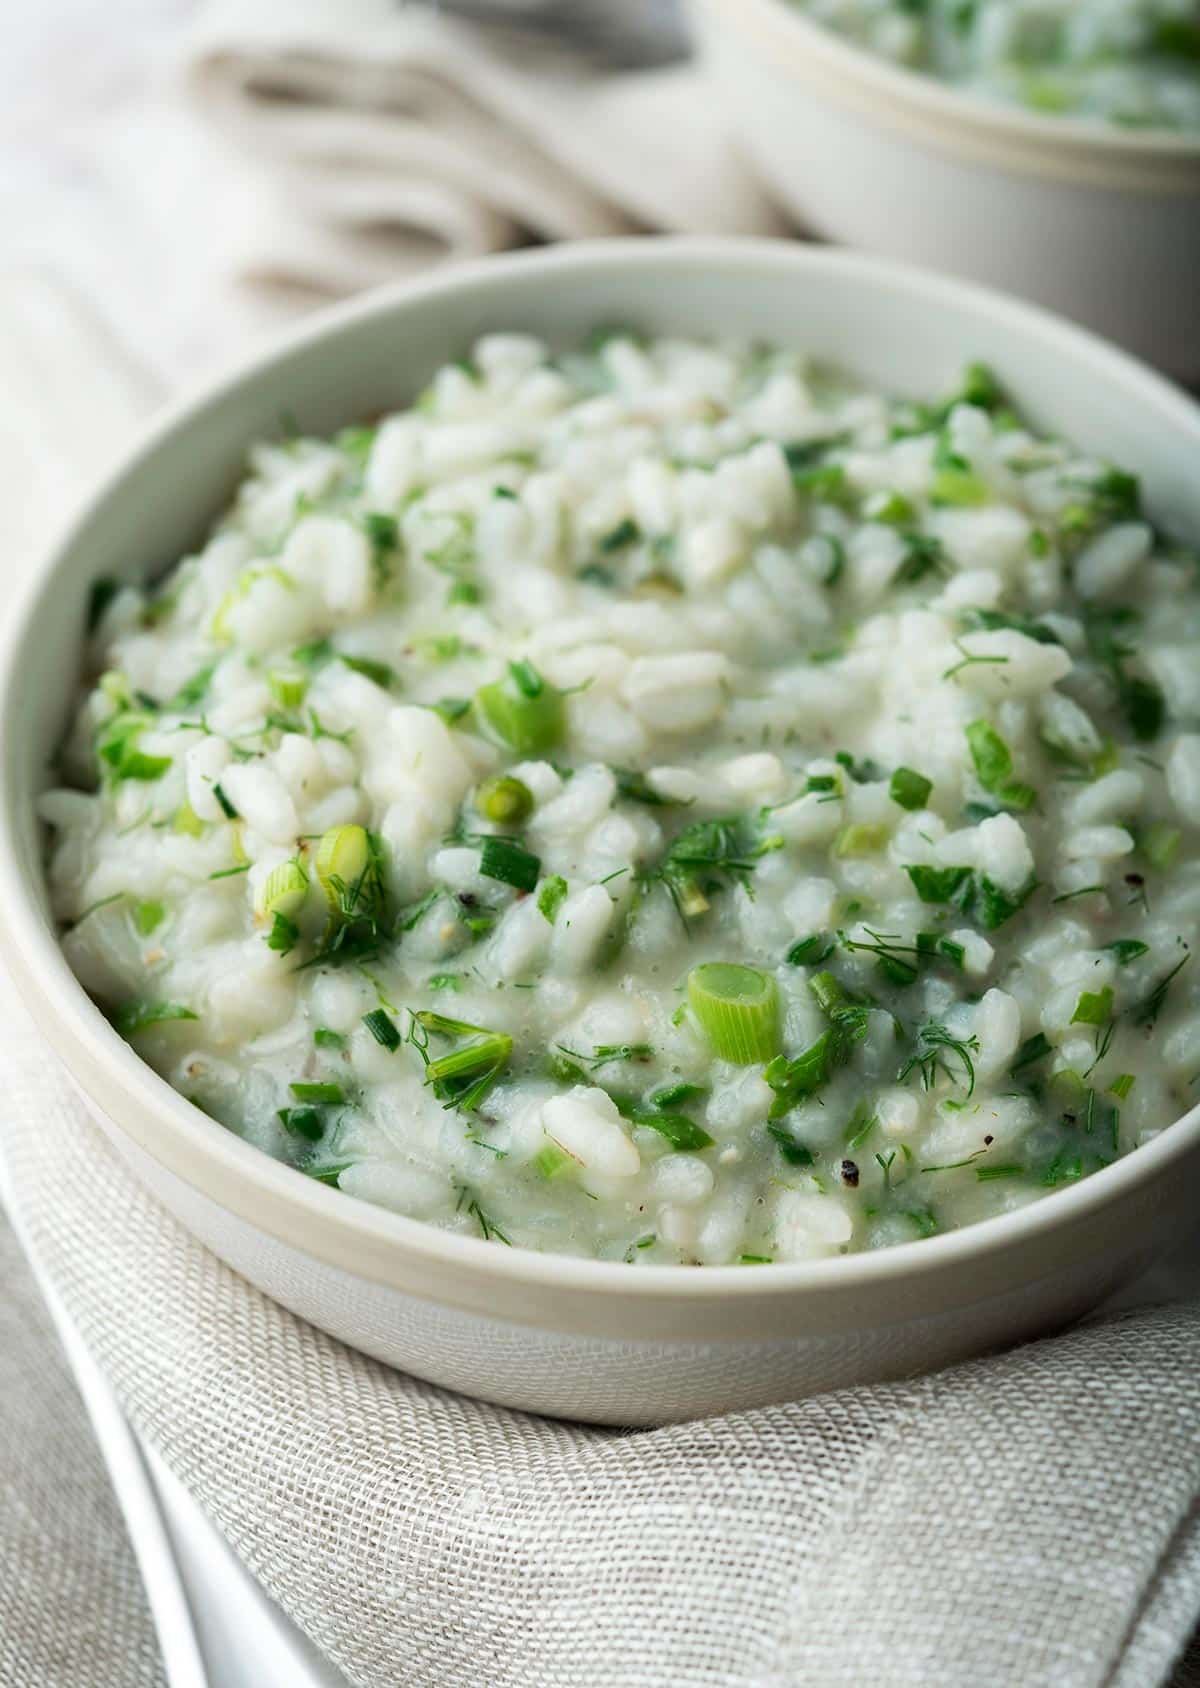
[171,0,783,347]
[4,1040,1200,1688]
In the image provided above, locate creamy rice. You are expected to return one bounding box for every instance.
[791,0,1200,130]
[43,332,1200,1264]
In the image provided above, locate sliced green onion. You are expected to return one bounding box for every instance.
[314,825,370,911]
[477,775,533,826]
[258,858,309,920]
[474,662,565,754]
[1110,1072,1136,1100]
[686,963,781,1065]
[268,667,308,709]
[277,1106,324,1141]
[362,1008,401,1051]
[478,835,541,892]
[313,1027,345,1050]
[889,767,932,811]
[289,1081,345,1103]
[629,1110,714,1151]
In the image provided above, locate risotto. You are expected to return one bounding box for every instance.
[43,331,1200,1264]
[789,0,1200,130]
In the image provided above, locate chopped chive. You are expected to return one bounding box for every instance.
[1012,1032,1052,1072]
[478,835,541,893]
[362,1008,401,1051]
[1102,939,1149,965]
[210,862,251,881]
[313,1027,345,1050]
[213,783,238,820]
[277,1106,324,1141]
[1109,1072,1136,1100]
[289,1081,345,1103]
[905,864,971,904]
[787,934,835,966]
[647,1080,708,1110]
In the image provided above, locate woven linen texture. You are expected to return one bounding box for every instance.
[3,1020,1199,1688]
[0,1206,164,1688]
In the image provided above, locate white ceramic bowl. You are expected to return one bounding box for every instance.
[3,239,1200,1426]
[684,0,1200,380]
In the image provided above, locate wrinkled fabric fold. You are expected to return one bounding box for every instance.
[178,0,784,310]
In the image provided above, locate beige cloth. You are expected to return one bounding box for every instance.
[179,0,782,302]
[2,12,1200,1678]
[3,1057,1200,1688]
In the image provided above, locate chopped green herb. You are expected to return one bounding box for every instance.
[630,1110,714,1152]
[1102,939,1149,965]
[537,875,568,924]
[598,518,641,553]
[787,935,835,967]
[289,1081,345,1103]
[898,1021,980,1096]
[277,1106,324,1142]
[478,835,541,893]
[115,1001,199,1037]
[362,1008,401,1051]
[313,1028,345,1050]
[133,900,165,936]
[889,767,933,811]
[1071,986,1113,1028]
[411,1011,514,1113]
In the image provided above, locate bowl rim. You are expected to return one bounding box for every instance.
[698,0,1200,166]
[4,234,1200,1307]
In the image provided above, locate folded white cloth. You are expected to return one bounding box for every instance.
[173,0,783,342]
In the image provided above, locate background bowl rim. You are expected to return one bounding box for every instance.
[700,0,1200,163]
[4,234,1200,1306]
